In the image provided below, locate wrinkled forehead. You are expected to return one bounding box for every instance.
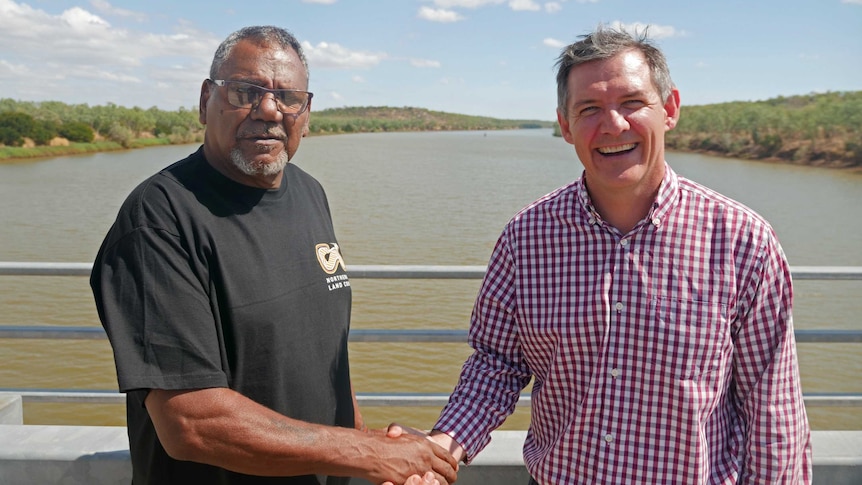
[567,51,656,95]
[218,39,309,86]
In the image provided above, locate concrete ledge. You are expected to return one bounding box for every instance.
[0,425,859,484]
[0,395,22,425]
[0,425,130,485]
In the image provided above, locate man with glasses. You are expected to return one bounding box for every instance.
[91,25,456,485]
[426,26,812,484]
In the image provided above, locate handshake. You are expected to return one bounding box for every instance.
[371,423,466,485]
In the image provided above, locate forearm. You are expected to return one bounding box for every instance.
[429,430,466,463]
[738,338,811,482]
[736,243,811,482]
[145,387,458,483]
[146,387,373,477]
[351,382,367,431]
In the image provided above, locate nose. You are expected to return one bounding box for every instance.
[600,108,629,135]
[250,93,283,122]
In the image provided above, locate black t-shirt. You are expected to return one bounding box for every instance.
[91,147,353,484]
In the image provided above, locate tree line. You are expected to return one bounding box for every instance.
[308,106,550,134]
[0,99,202,149]
[2,91,860,167]
[0,99,547,152]
[666,90,862,168]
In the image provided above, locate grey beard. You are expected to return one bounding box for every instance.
[230,147,289,176]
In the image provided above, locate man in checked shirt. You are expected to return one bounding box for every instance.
[426,25,812,484]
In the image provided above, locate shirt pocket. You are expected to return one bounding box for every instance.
[650,298,729,380]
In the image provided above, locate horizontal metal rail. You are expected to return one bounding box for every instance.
[2,389,859,408]
[0,326,471,342]
[3,262,861,410]
[2,262,862,280]
[2,326,862,343]
[0,262,491,279]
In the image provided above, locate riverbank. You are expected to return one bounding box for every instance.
[0,137,176,164]
[0,126,530,165]
[666,132,862,171]
[3,93,859,168]
[3,125,860,172]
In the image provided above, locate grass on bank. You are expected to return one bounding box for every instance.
[0,138,180,162]
[3,92,861,168]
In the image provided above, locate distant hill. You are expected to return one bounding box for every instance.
[0,101,553,161]
[309,106,554,134]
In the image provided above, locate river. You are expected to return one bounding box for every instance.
[1,129,860,431]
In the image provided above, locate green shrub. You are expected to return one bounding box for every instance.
[59,121,95,143]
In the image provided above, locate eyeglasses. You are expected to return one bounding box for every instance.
[209,79,313,115]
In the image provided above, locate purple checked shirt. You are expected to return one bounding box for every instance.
[434,164,812,484]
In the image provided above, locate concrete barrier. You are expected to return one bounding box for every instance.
[0,395,22,425]
[0,394,858,485]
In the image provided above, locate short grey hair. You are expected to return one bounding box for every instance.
[554,25,673,117]
[209,26,308,81]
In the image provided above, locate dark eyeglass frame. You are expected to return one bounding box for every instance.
[209,79,313,115]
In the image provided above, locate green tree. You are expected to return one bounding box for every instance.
[59,121,96,143]
[0,111,36,146]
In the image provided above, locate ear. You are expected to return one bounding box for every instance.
[556,108,575,145]
[664,87,681,131]
[199,80,212,126]
[301,97,312,137]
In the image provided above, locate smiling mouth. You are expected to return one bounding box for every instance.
[597,143,637,155]
[247,136,282,142]
[240,135,285,148]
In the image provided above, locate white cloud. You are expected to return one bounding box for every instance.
[433,0,504,7]
[439,77,465,85]
[841,0,862,4]
[0,0,216,66]
[418,6,465,22]
[410,58,442,68]
[0,0,219,108]
[509,0,540,11]
[89,0,147,22]
[0,58,30,77]
[62,6,111,29]
[351,75,365,83]
[611,21,684,39]
[329,91,344,101]
[86,69,141,83]
[431,0,555,14]
[543,37,567,49]
[302,41,388,69]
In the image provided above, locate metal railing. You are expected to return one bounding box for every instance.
[2,262,862,410]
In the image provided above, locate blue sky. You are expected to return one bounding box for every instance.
[1,0,860,121]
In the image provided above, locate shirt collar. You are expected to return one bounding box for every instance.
[575,162,680,231]
[650,163,679,228]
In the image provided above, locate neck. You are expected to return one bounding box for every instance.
[585,177,661,234]
[203,145,284,189]
[592,192,654,234]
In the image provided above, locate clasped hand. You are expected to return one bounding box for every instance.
[372,423,458,485]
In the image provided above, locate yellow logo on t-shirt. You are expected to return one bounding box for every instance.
[316,243,346,275]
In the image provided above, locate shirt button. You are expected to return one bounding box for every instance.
[620,238,629,247]
[652,217,661,226]
[614,302,624,311]
[611,368,620,378]
[588,217,596,225]
[604,434,614,443]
